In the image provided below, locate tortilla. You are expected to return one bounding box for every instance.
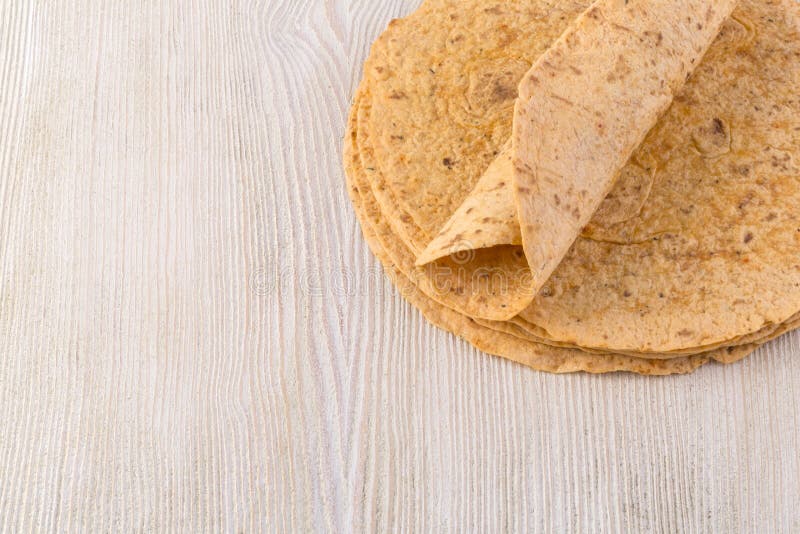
[346,88,795,373]
[480,312,800,359]
[345,89,758,374]
[349,86,800,371]
[358,97,535,320]
[416,141,521,266]
[361,1,591,320]
[355,0,800,354]
[519,0,800,352]
[417,0,738,315]
[512,0,738,298]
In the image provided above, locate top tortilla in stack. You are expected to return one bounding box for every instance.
[346,0,800,371]
[420,0,738,318]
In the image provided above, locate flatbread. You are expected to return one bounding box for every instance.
[417,0,738,317]
[519,0,800,351]
[362,1,591,320]
[358,96,535,320]
[345,87,783,373]
[357,0,800,353]
[345,90,731,374]
[512,0,737,299]
[481,312,800,359]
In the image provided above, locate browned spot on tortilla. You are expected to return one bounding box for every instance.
[492,80,516,102]
[713,117,725,135]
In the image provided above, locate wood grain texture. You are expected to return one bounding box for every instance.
[0,0,798,531]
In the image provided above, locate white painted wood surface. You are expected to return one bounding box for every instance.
[0,0,799,531]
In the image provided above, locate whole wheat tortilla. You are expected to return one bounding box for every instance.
[345,90,762,374]
[481,312,800,359]
[361,1,590,320]
[354,88,786,367]
[416,135,655,263]
[358,97,534,320]
[358,0,800,353]
[512,0,738,297]
[519,0,800,352]
[420,0,738,300]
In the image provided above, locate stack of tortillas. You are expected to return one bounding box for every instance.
[344,0,800,374]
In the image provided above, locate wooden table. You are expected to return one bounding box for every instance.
[1,1,798,531]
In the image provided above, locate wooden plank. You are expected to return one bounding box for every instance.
[0,0,797,531]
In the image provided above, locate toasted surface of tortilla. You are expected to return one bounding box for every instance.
[347,0,800,364]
